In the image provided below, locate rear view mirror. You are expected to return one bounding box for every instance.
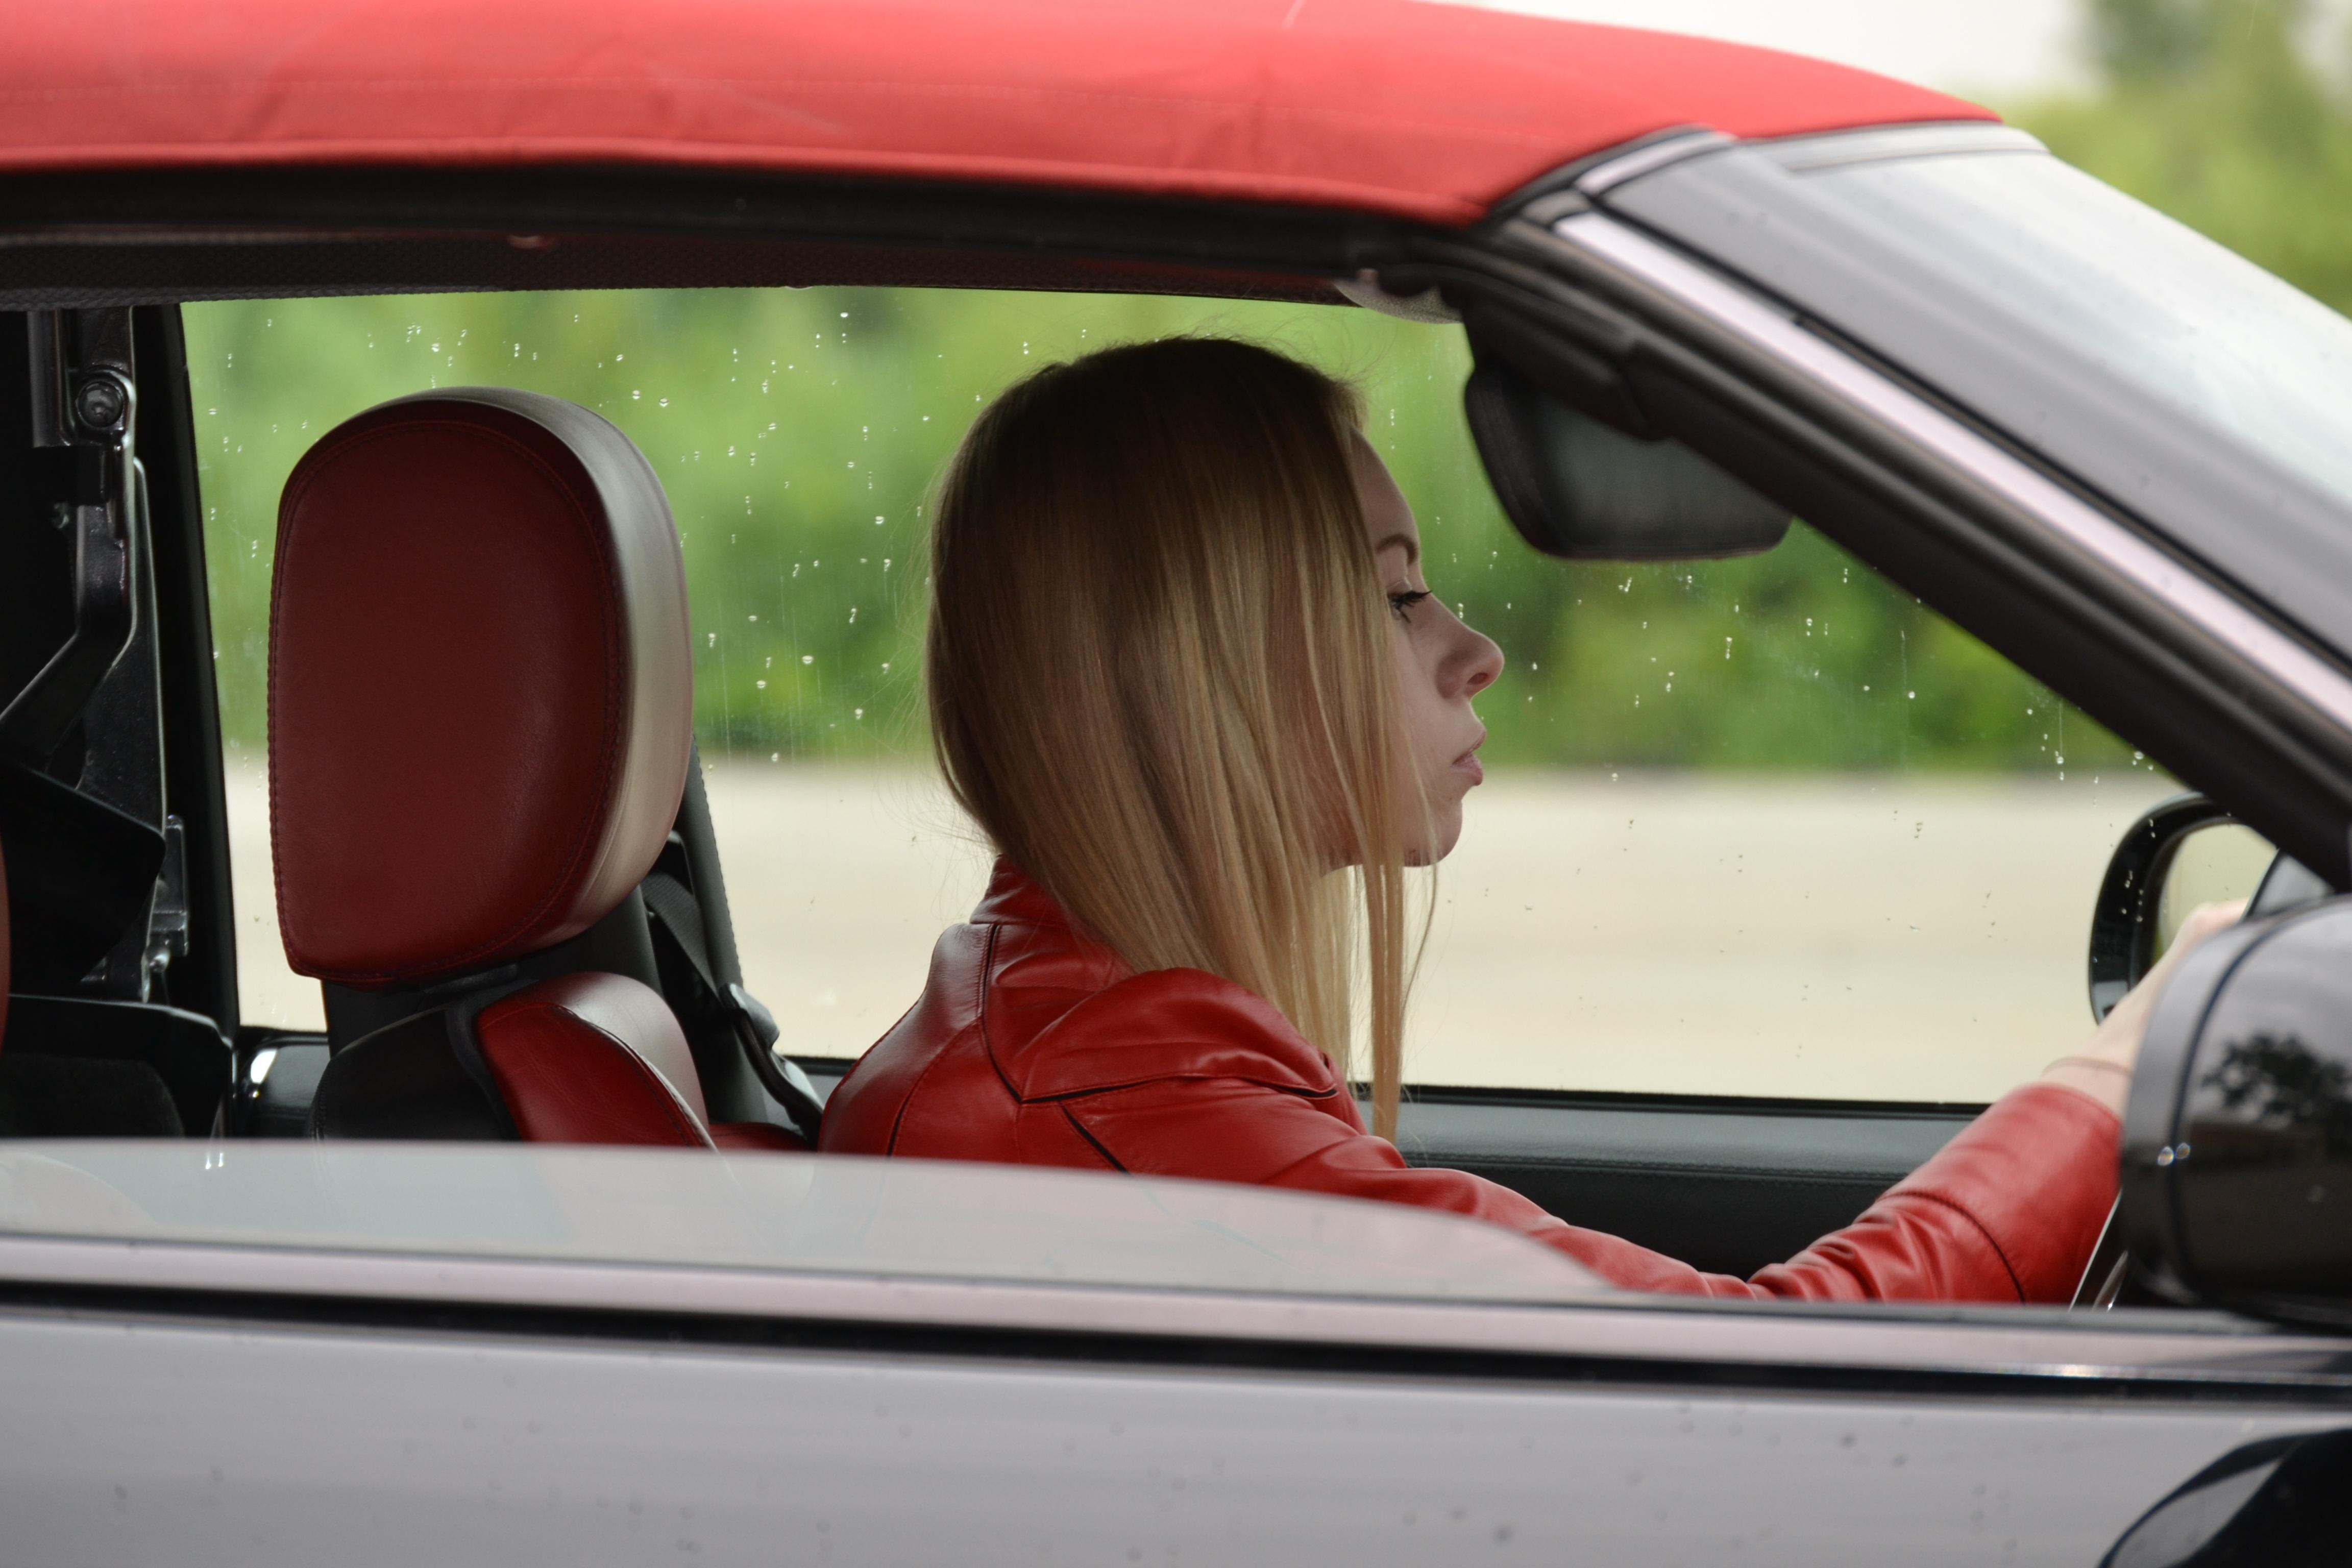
[2120,893,2352,1323]
[1461,356,1791,560]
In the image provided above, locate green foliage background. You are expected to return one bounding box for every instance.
[185,0,2348,778]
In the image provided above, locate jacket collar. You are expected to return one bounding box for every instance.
[967,857,1339,1101]
[970,856,1078,930]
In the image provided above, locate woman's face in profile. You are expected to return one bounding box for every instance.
[1351,435,1504,864]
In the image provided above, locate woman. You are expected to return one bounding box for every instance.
[820,337,2228,1301]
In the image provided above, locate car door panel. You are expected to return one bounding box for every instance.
[1391,1092,1974,1279]
[0,1296,2339,1567]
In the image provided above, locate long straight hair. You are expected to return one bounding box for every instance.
[926,338,1420,1138]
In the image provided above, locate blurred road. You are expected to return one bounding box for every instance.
[228,761,2191,1104]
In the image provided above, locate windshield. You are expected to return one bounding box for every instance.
[1793,149,2352,512]
[1604,132,2352,655]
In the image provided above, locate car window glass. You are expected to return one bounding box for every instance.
[190,287,2169,1101]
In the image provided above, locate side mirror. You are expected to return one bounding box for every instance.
[2086,794,2286,1020]
[1460,355,1792,561]
[2119,895,2352,1323]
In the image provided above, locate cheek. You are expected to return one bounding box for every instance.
[1389,635,1437,746]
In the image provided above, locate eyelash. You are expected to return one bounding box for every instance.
[1388,589,1432,621]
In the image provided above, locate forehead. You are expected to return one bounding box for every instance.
[1350,436,1419,552]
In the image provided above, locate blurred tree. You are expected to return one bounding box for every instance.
[2088,0,2240,81]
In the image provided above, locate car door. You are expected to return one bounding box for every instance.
[3,1139,2349,1567]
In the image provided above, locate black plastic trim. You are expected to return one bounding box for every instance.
[0,1283,2334,1404]
[133,304,238,1033]
[1485,128,1719,217]
[0,166,1414,308]
[1399,1082,1990,1118]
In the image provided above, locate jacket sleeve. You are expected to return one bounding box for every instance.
[1066,1073,2119,1303]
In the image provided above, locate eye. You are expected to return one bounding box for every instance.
[1387,589,1432,621]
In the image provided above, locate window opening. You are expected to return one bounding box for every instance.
[190,287,2159,1100]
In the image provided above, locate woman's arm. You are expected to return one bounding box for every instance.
[2039,899,2244,1116]
[1059,908,2241,1302]
[1069,1070,2110,1300]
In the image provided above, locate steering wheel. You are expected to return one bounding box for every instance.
[2070,1203,2135,1309]
[2068,829,2333,1308]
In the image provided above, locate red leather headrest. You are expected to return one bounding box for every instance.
[271,390,691,987]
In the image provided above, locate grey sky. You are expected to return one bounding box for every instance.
[1442,0,2089,97]
[1448,0,2352,99]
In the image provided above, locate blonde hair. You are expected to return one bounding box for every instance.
[927,337,1420,1139]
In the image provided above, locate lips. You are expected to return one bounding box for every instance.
[1452,730,1487,786]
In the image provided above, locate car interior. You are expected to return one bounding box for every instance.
[0,273,2215,1282]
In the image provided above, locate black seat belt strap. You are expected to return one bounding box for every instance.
[640,867,824,1141]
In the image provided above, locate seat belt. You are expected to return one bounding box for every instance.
[639,866,824,1142]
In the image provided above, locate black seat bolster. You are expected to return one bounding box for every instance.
[1,994,232,1134]
[309,1009,511,1141]
[0,1053,181,1138]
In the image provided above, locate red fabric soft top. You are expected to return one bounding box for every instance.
[0,0,1992,226]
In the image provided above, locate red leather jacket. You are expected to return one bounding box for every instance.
[823,861,2121,1300]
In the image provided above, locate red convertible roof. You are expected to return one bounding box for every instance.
[3,0,1991,227]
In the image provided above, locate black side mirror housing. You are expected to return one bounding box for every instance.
[2120,896,2352,1322]
[1460,354,1792,561]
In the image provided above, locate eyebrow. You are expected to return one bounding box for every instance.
[1372,531,1419,567]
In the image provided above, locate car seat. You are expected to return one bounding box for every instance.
[0,758,230,1137]
[277,388,801,1148]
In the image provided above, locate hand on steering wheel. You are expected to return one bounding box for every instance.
[2064,897,2245,1308]
[2046,898,2247,1120]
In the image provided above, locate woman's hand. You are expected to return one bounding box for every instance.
[2042,899,2248,1117]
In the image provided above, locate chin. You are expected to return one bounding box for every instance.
[1419,811,1466,865]
[1398,784,1468,866]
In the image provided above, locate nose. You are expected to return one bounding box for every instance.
[1448,616,1504,700]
